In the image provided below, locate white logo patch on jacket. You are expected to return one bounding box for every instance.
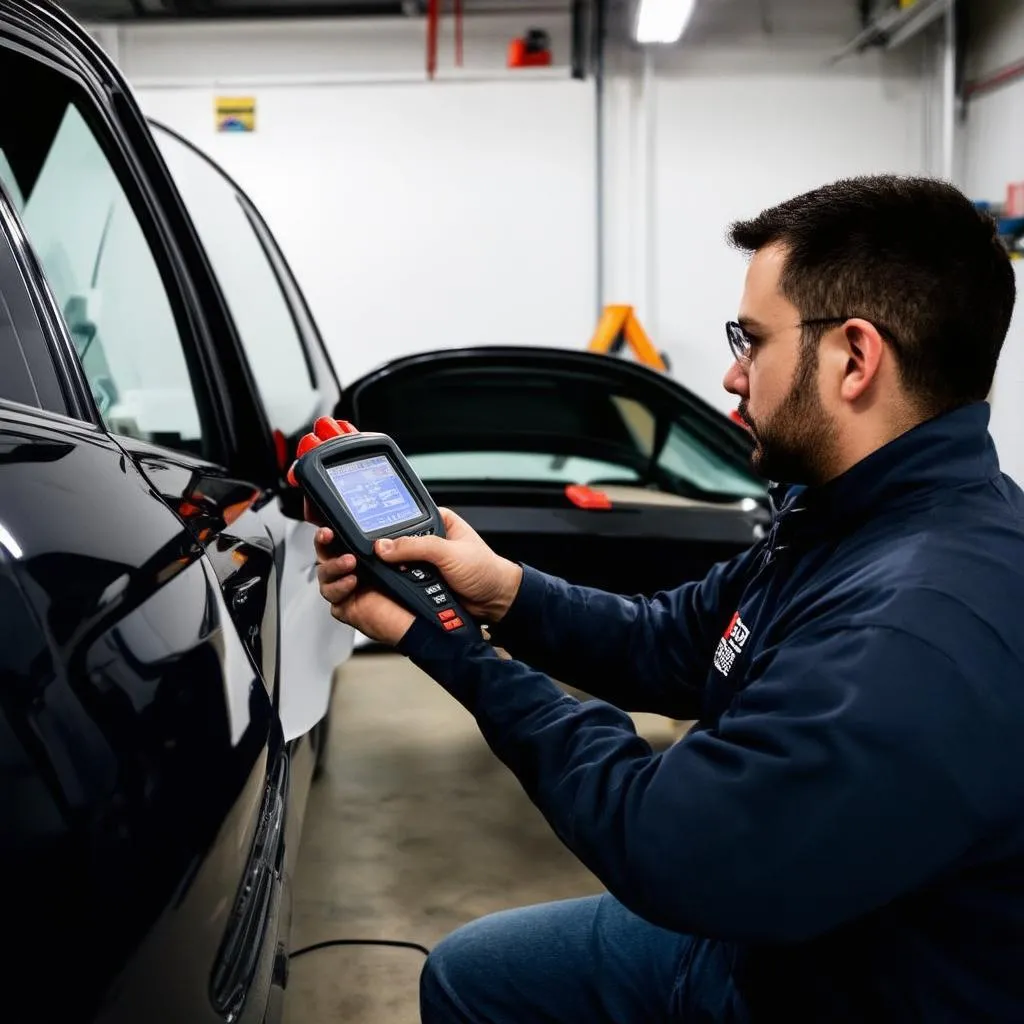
[714,612,750,677]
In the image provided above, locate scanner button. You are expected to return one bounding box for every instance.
[431,592,449,606]
[424,583,443,596]
[443,617,465,631]
[438,609,457,622]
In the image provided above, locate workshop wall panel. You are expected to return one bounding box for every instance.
[116,15,593,386]
[603,39,936,416]
[137,76,595,383]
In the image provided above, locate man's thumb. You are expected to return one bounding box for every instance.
[375,533,446,566]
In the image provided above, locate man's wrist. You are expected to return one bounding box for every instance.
[487,558,524,624]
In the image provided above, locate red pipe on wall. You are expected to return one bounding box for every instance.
[965,56,1024,100]
[426,0,440,78]
[455,0,464,67]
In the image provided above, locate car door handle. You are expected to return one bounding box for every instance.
[230,576,261,610]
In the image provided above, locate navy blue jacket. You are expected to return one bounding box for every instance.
[399,401,1024,1021]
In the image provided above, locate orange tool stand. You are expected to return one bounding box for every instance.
[587,305,667,372]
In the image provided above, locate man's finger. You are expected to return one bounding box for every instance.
[375,532,447,565]
[317,557,356,586]
[321,575,358,604]
[315,528,353,565]
[314,526,334,556]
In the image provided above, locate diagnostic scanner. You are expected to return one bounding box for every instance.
[291,417,479,638]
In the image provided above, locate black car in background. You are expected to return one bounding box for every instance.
[340,346,768,602]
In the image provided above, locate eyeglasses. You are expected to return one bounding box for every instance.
[725,316,901,368]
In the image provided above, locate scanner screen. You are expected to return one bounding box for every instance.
[326,454,424,534]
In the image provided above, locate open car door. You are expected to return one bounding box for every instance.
[338,347,770,598]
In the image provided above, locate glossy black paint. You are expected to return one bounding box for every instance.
[0,407,279,1023]
[0,3,344,1022]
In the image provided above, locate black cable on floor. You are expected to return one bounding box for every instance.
[290,938,431,960]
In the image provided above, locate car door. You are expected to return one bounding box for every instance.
[0,3,309,1021]
[338,346,770,597]
[0,2,352,743]
[0,123,285,1024]
[143,119,353,750]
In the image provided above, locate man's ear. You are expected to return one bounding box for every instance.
[838,318,886,403]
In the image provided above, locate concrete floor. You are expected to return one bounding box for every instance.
[284,652,681,1023]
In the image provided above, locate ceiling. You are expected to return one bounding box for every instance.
[60,0,575,22]
[61,0,864,30]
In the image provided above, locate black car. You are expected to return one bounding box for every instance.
[340,347,768,602]
[0,3,355,1022]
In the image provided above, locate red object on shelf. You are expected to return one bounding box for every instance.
[1008,182,1024,218]
[564,484,612,510]
[507,38,552,68]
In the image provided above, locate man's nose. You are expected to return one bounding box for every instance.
[723,360,749,398]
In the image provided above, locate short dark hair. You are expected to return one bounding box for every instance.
[728,175,1016,416]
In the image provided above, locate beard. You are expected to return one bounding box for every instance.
[738,345,839,486]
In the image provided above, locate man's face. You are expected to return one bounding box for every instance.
[723,243,838,485]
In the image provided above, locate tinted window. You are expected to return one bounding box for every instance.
[0,294,44,411]
[0,202,70,416]
[0,52,205,456]
[152,127,319,437]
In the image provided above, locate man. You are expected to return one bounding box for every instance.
[310,176,1024,1022]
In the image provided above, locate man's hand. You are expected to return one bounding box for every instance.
[313,507,523,637]
[314,529,415,645]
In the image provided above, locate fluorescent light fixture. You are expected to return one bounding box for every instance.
[635,0,697,44]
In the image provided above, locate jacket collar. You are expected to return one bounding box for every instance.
[776,401,1000,540]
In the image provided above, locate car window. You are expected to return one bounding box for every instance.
[152,127,319,437]
[657,422,763,497]
[0,283,47,412]
[408,451,640,485]
[0,53,204,456]
[351,363,766,501]
[0,196,73,416]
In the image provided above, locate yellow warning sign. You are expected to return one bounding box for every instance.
[587,305,667,372]
[215,96,256,133]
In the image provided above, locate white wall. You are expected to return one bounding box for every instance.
[603,28,941,413]
[959,0,1024,486]
[106,15,597,386]
[91,11,940,417]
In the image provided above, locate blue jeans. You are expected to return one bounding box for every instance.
[420,893,743,1023]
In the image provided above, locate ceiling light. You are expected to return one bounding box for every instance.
[634,0,697,44]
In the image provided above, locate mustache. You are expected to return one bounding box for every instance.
[737,402,757,434]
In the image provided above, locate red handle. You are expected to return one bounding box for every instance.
[286,417,359,486]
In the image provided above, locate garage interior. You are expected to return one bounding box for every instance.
[12,0,1024,1020]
